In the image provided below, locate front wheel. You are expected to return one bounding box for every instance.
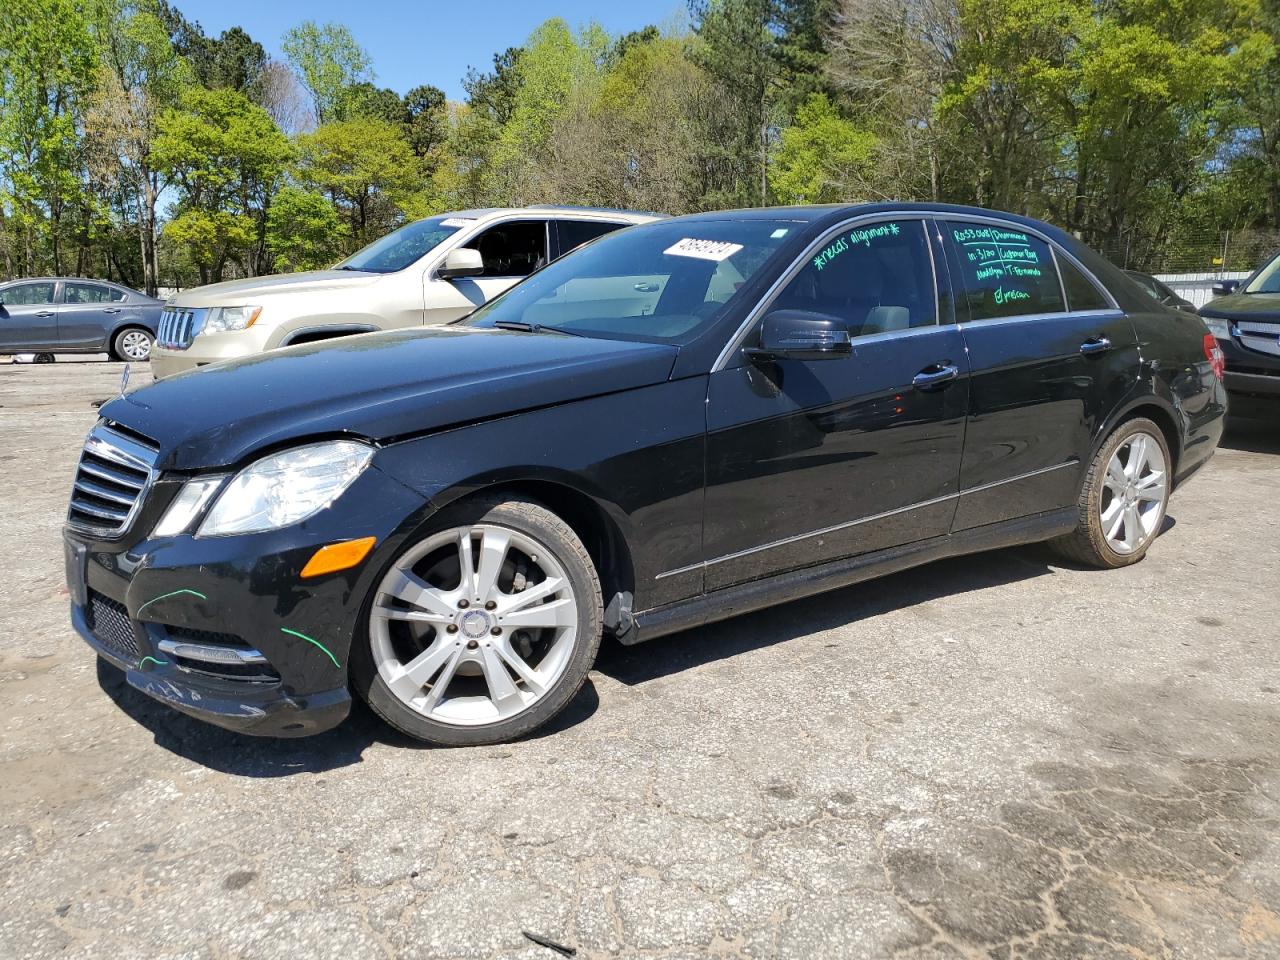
[1051,417,1171,568]
[352,497,603,746]
[112,327,153,362]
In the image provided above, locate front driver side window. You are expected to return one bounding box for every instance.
[771,220,938,335]
[2,282,56,306]
[464,221,549,278]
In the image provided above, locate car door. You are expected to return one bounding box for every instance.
[423,219,551,326]
[60,281,126,348]
[0,280,60,351]
[940,218,1138,530]
[702,216,969,591]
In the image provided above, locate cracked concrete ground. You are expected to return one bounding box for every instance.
[1,361,1279,960]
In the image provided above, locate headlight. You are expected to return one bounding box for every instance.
[1202,315,1231,339]
[204,305,262,334]
[198,441,373,536]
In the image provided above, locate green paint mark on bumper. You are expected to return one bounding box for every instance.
[281,627,341,669]
[137,589,208,614]
[138,656,169,669]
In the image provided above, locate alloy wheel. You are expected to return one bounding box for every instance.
[368,524,579,726]
[120,330,152,361]
[1100,431,1167,556]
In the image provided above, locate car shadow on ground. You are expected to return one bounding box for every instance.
[95,525,1173,772]
[1220,414,1280,454]
[594,542,1065,688]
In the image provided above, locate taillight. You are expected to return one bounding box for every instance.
[1203,333,1224,380]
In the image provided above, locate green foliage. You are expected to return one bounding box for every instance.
[281,21,372,123]
[295,117,421,247]
[770,93,877,203]
[264,186,344,271]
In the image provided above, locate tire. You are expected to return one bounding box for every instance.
[111,327,153,362]
[351,496,603,746]
[1050,417,1172,569]
[33,353,55,364]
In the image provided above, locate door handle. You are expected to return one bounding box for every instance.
[1079,336,1112,356]
[633,282,659,293]
[103,307,121,314]
[912,362,960,390]
[35,310,54,318]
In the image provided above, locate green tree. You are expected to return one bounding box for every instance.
[0,0,99,276]
[281,21,372,124]
[770,92,877,202]
[264,185,345,271]
[85,1,193,294]
[295,116,420,248]
[153,85,293,282]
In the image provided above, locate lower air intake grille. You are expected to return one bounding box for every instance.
[88,591,141,659]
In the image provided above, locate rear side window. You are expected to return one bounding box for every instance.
[771,219,938,336]
[1062,259,1111,311]
[65,282,124,304]
[557,220,625,257]
[947,221,1064,320]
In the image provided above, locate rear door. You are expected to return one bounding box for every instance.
[940,218,1137,530]
[0,281,60,350]
[552,218,630,259]
[702,216,969,590]
[423,219,551,325]
[60,281,126,348]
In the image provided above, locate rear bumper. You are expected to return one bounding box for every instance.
[1224,370,1280,397]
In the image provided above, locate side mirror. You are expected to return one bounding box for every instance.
[438,247,484,280]
[1211,279,1240,297]
[747,309,853,362]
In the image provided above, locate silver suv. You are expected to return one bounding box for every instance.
[151,206,660,379]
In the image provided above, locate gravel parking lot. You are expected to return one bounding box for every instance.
[2,361,1279,960]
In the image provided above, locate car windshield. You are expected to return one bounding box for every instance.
[336,215,473,273]
[462,219,797,343]
[1244,250,1280,293]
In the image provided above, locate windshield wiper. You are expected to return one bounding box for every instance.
[493,320,584,337]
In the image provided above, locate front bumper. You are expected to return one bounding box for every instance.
[151,326,273,380]
[65,462,429,737]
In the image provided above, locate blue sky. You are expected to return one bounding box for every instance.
[173,0,686,101]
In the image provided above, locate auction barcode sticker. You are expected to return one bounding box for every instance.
[663,238,744,261]
[441,217,477,228]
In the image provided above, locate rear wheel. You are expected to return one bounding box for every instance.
[111,327,153,362]
[1051,417,1171,568]
[352,497,602,746]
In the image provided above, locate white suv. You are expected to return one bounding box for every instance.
[151,206,661,379]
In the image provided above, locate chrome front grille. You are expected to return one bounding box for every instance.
[67,424,159,535]
[1236,320,1280,358]
[157,307,205,349]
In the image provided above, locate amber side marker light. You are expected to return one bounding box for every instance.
[301,537,377,578]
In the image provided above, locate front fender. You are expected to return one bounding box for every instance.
[372,377,709,610]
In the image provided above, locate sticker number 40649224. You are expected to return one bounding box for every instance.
[663,238,744,262]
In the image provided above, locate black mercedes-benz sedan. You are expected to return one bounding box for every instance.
[1199,252,1280,415]
[64,203,1226,746]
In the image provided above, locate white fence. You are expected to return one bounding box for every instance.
[1153,272,1250,309]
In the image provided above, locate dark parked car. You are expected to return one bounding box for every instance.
[1125,270,1197,313]
[1199,253,1280,414]
[64,204,1226,746]
[0,278,160,361]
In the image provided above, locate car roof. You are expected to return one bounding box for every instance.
[665,201,1081,237]
[449,206,663,224]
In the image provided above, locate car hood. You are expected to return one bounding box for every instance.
[169,269,380,306]
[102,327,679,470]
[1200,291,1280,321]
